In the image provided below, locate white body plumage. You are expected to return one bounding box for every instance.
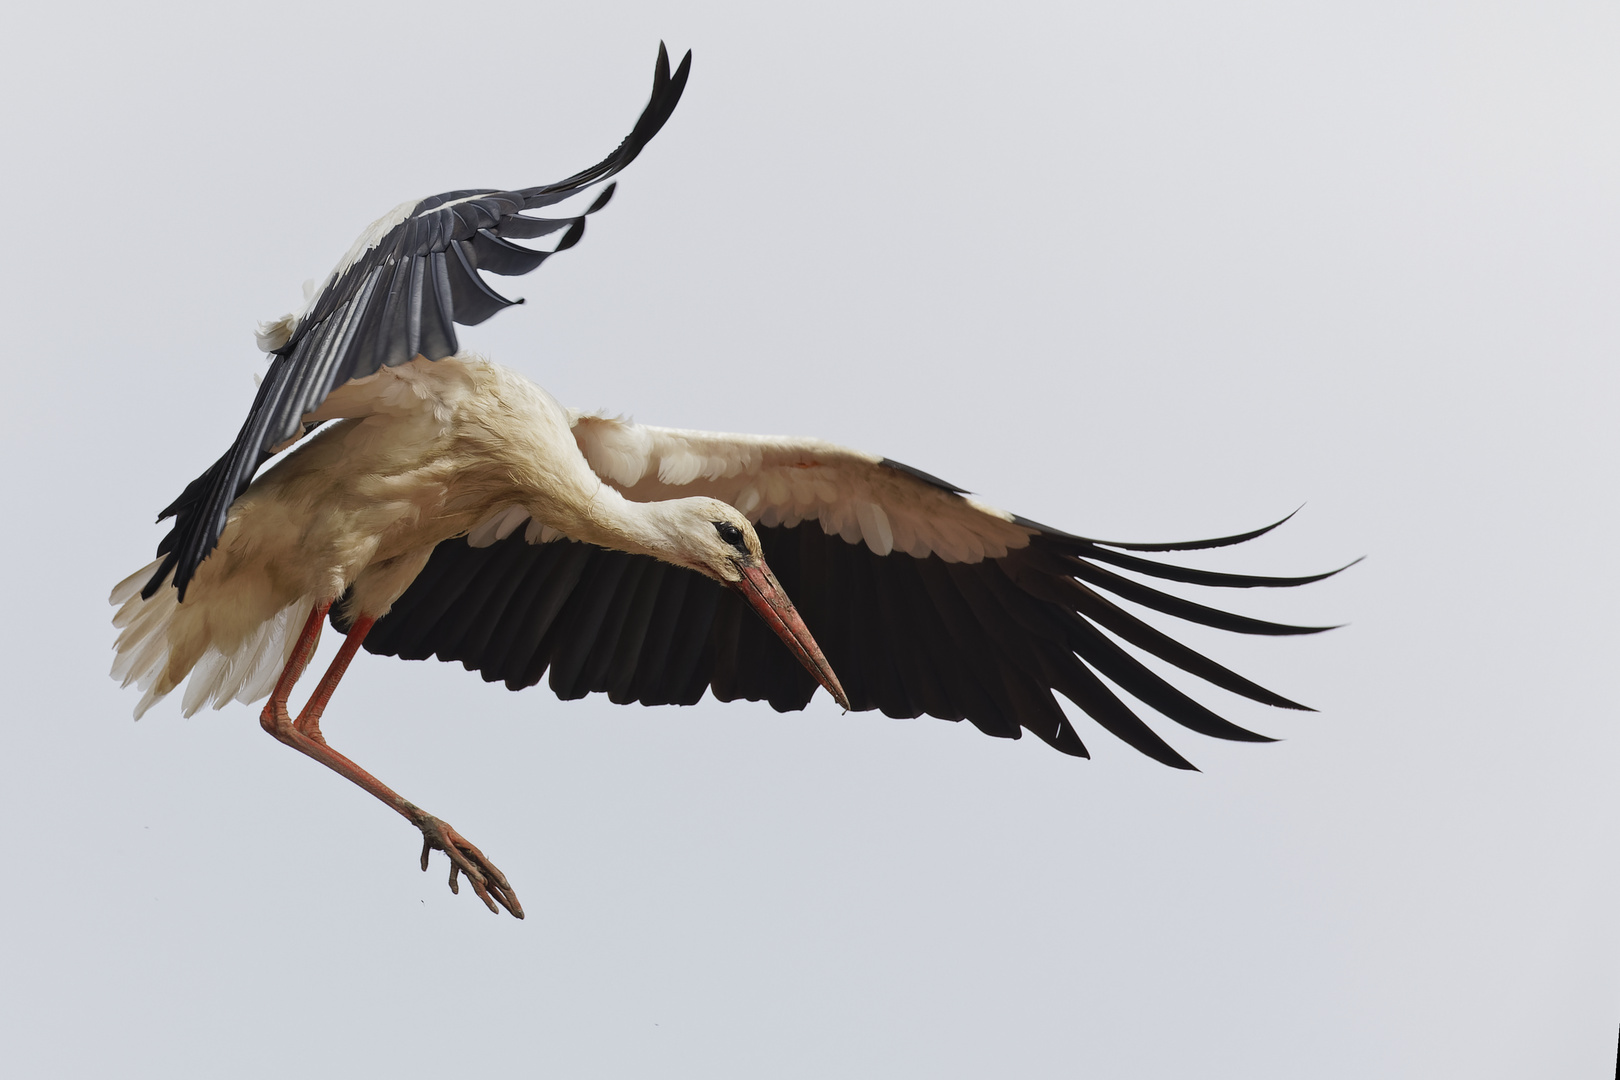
[111,354,1017,721]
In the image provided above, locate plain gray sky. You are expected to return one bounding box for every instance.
[2,1,1616,1076]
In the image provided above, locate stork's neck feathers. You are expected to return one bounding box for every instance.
[556,487,715,576]
[420,359,714,574]
[386,357,722,577]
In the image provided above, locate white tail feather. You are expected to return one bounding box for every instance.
[110,558,314,720]
[109,562,157,606]
[181,651,230,716]
[235,604,305,706]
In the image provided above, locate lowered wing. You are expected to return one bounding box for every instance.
[355,417,1346,769]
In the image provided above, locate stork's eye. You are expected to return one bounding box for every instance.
[714,521,747,553]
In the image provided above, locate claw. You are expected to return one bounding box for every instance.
[411,812,524,919]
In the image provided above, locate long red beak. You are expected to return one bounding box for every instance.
[729,561,850,710]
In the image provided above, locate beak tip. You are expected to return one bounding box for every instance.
[735,561,851,715]
[822,677,850,712]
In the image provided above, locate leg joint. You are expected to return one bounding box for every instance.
[259,701,295,741]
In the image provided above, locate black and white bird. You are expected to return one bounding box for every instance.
[111,44,1344,919]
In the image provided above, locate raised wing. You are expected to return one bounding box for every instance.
[145,44,692,602]
[355,420,1345,769]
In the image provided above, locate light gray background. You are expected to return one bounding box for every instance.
[2,2,1615,1076]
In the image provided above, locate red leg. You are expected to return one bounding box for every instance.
[259,604,523,918]
[266,601,331,713]
[293,614,374,744]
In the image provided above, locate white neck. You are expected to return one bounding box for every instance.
[442,357,720,574]
[538,484,708,574]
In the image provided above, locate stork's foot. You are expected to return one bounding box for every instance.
[411,810,524,919]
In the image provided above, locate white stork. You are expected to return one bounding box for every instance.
[110,45,1343,919]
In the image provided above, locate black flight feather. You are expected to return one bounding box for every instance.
[353,509,1327,769]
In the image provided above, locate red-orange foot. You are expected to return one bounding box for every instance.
[412,810,524,919]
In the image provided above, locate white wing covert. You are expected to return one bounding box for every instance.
[569,414,1036,561]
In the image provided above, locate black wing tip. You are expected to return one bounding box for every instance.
[1324,554,1366,578]
[140,554,177,601]
[1248,684,1317,711]
[657,41,694,98]
[1033,508,1359,593]
[1207,554,1362,591]
[632,42,692,151]
[1114,507,1307,552]
[1254,557,1361,588]
[1206,719,1284,741]
[517,43,690,204]
[1282,622,1343,636]
[1134,737,1200,771]
[1044,717,1200,770]
[556,218,586,251]
[1066,542,1361,591]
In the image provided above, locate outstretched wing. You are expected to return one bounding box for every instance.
[146,44,692,601]
[355,418,1346,769]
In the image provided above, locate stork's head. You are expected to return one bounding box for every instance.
[658,498,767,583]
[662,498,849,711]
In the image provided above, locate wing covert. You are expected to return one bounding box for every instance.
[566,414,1037,561]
